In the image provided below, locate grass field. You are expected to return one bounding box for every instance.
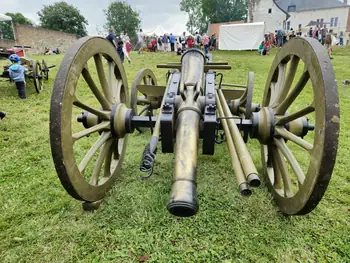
[0,45,349,263]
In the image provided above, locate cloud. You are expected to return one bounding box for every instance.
[1,0,188,35]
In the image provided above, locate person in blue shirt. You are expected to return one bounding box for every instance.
[117,41,125,64]
[169,33,175,52]
[106,28,117,47]
[8,54,28,99]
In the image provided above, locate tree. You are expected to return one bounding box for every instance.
[0,12,33,40]
[180,0,248,34]
[180,0,208,34]
[104,1,141,39]
[38,2,88,37]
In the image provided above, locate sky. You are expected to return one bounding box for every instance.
[1,0,188,35]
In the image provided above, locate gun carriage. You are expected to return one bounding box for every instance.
[50,36,339,216]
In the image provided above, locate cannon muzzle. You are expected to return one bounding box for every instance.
[167,49,205,217]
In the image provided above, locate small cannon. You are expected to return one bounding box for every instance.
[50,36,339,216]
[0,46,55,93]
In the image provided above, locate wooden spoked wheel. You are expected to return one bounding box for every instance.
[130,68,158,116]
[50,36,129,202]
[42,59,49,80]
[32,60,43,93]
[261,38,339,215]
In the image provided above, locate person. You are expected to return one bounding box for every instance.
[186,35,195,48]
[275,29,284,48]
[158,36,162,51]
[297,29,302,37]
[117,41,125,64]
[203,34,210,54]
[321,25,328,45]
[195,32,201,49]
[120,32,131,64]
[181,32,187,50]
[339,31,344,46]
[265,40,271,55]
[324,29,333,59]
[162,34,168,52]
[289,31,296,40]
[8,54,28,99]
[136,29,145,54]
[151,37,157,52]
[169,33,175,52]
[309,27,313,37]
[258,41,264,55]
[106,28,117,47]
[0,111,5,120]
[125,33,132,62]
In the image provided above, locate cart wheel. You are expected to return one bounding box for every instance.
[42,59,49,80]
[130,69,158,132]
[241,72,254,142]
[32,60,43,93]
[260,38,339,215]
[50,36,129,202]
[130,68,158,115]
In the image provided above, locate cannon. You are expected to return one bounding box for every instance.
[50,36,339,216]
[0,46,55,93]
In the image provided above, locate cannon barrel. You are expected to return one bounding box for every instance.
[167,49,205,217]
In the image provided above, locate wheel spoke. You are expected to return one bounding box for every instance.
[114,79,123,103]
[104,139,115,177]
[73,96,110,120]
[275,70,310,115]
[90,138,114,185]
[276,102,315,125]
[72,122,110,142]
[274,138,306,185]
[82,68,111,110]
[275,127,313,153]
[275,56,300,106]
[78,132,111,173]
[94,54,113,103]
[274,147,294,198]
[268,145,283,190]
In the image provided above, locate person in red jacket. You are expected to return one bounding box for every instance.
[186,36,195,48]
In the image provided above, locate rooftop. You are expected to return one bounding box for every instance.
[275,0,350,12]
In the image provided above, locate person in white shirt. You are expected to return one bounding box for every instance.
[120,31,131,63]
[135,29,145,54]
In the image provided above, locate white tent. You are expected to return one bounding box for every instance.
[219,22,265,51]
[0,14,12,22]
[144,25,168,37]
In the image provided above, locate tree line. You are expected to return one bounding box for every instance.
[0,1,141,40]
[180,0,248,33]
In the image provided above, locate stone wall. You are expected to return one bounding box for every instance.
[0,39,16,48]
[14,24,77,55]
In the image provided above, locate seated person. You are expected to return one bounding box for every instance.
[258,41,265,55]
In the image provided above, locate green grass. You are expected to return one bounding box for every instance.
[0,46,350,263]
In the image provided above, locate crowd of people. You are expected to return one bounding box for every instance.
[258,25,341,59]
[137,30,217,55]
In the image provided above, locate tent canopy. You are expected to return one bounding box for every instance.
[144,25,168,37]
[0,14,12,22]
[219,22,265,51]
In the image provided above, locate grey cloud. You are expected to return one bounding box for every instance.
[1,0,187,35]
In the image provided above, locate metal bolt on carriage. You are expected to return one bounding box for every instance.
[50,36,339,216]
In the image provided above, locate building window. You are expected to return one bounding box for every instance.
[330,17,334,27]
[334,17,338,27]
[287,5,296,12]
[287,21,291,30]
[298,24,302,29]
[268,8,272,14]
